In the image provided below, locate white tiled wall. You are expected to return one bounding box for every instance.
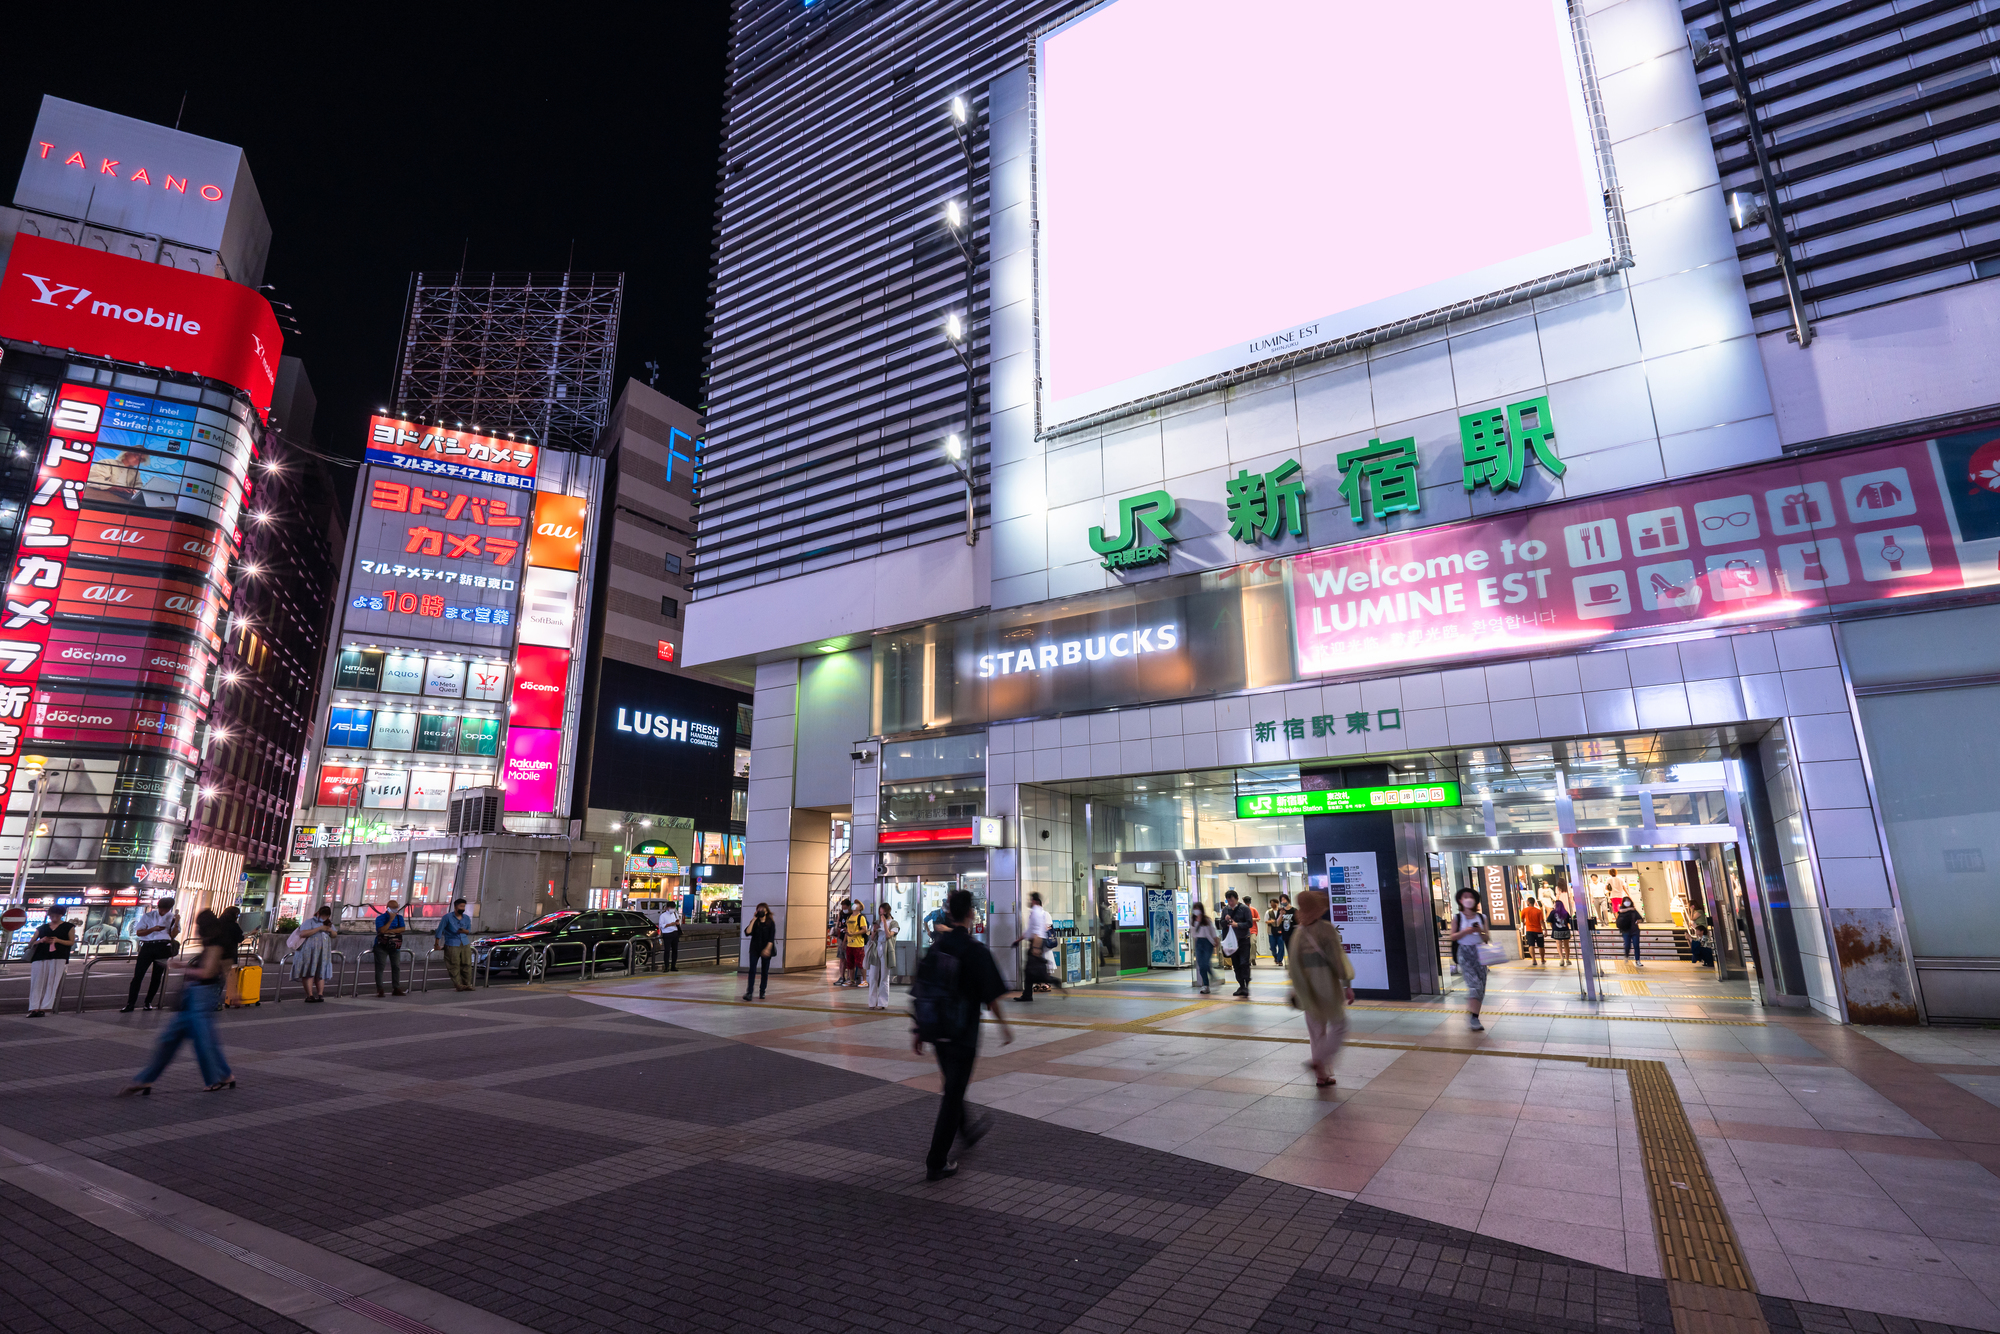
[984,0,1778,611]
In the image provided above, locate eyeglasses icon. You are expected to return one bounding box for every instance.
[1701,511,1753,530]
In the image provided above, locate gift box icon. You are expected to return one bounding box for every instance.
[1780,492,1823,526]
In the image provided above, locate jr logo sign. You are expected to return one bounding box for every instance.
[1089,490,1178,572]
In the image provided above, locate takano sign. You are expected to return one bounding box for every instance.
[0,234,282,415]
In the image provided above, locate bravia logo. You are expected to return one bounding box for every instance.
[80,585,134,603]
[535,522,579,539]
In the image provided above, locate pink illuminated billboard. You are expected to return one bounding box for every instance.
[1034,0,1612,427]
[501,726,561,813]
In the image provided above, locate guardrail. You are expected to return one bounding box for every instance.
[530,940,587,983]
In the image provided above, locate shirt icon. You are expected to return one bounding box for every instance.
[1841,468,1917,522]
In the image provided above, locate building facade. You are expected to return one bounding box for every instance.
[0,98,285,935]
[692,0,2000,1025]
[573,380,750,914]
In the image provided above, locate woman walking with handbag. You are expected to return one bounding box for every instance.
[120,910,234,1094]
[1444,888,1492,1031]
[865,901,899,1009]
[1188,902,1219,994]
[743,903,777,1000]
[1547,897,1576,966]
[1285,890,1354,1086]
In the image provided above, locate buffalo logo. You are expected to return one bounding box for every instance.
[99,528,146,544]
[536,522,580,540]
[80,585,135,603]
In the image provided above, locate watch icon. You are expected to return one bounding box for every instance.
[1880,532,1905,572]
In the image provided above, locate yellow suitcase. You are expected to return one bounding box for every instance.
[230,962,262,1006]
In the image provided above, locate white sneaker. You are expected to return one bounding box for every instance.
[1468,1016,1485,1031]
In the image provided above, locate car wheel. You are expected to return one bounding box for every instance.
[518,950,546,981]
[628,940,651,972]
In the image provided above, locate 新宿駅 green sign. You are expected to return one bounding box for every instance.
[1236,782,1461,818]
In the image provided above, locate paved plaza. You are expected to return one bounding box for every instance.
[0,958,1996,1334]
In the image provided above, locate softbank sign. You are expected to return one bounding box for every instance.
[0,235,282,414]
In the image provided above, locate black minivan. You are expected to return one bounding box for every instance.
[475,910,660,978]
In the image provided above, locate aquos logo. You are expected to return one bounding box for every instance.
[535,521,579,540]
[80,585,135,604]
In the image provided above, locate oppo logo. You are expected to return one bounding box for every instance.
[164,595,202,612]
[99,527,145,544]
[536,522,579,540]
[80,585,134,603]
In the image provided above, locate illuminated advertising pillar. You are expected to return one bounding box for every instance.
[501,491,590,814]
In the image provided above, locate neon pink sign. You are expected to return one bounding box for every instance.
[501,726,561,813]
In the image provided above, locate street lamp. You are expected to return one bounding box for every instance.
[8,756,50,906]
[947,94,975,170]
[941,434,976,547]
[942,312,972,372]
[942,199,976,267]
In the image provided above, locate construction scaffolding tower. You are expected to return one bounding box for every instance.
[392,271,625,452]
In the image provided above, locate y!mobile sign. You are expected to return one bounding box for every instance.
[0,235,282,415]
[1289,438,1990,675]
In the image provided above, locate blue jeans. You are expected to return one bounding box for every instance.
[134,980,229,1086]
[1270,935,1287,966]
[1621,929,1641,961]
[1194,937,1214,988]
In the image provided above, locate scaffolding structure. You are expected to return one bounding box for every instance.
[392,271,625,451]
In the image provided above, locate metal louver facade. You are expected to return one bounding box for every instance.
[698,0,1072,599]
[1690,0,2000,343]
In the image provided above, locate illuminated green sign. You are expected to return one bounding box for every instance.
[1236,781,1461,818]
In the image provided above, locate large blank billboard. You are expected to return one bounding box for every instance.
[1034,0,1614,430]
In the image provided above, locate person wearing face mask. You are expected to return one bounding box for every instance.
[123,896,181,1013]
[289,905,337,1003]
[25,906,75,1017]
[1444,888,1492,1031]
[743,903,777,1000]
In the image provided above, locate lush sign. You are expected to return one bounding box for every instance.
[1237,782,1461,818]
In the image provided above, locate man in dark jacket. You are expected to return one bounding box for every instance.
[1222,890,1255,997]
[912,889,1011,1181]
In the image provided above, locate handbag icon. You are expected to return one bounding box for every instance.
[1724,557,1758,589]
[1780,492,1822,526]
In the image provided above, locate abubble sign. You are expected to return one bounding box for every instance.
[1238,783,1460,818]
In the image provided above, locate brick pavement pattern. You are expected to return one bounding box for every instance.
[0,988,1985,1334]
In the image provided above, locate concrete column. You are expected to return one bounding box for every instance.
[741,658,835,973]
[986,779,1021,987]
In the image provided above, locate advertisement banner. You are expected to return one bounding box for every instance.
[423,657,465,697]
[509,644,570,730]
[0,234,281,413]
[515,566,577,647]
[1290,438,1994,676]
[71,508,232,579]
[364,415,538,492]
[326,706,373,748]
[340,465,524,649]
[501,726,561,812]
[362,768,409,810]
[407,768,454,811]
[333,648,383,691]
[26,689,200,757]
[457,716,500,756]
[55,566,222,645]
[41,626,211,695]
[465,660,506,701]
[379,652,426,694]
[317,765,364,806]
[415,712,458,753]
[1322,852,1388,991]
[370,709,417,752]
[527,493,588,571]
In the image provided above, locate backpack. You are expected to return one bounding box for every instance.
[911,942,975,1042]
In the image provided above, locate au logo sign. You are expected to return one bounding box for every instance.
[527,493,588,571]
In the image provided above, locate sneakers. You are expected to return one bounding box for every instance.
[1468,1015,1485,1031]
[925,1161,959,1182]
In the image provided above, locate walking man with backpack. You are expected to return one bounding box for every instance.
[911,888,1012,1181]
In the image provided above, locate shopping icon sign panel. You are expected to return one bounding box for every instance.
[1636,559,1702,610]
[1766,481,1834,535]
[1704,549,1772,600]
[1626,506,1688,555]
[1855,526,1930,580]
[1777,540,1849,593]
[1842,468,1916,522]
[1572,570,1630,619]
[1695,495,1758,546]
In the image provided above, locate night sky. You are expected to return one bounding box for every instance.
[1,4,732,471]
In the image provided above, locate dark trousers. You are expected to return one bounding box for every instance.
[927,1036,980,1172]
[373,944,403,990]
[1232,946,1253,991]
[1621,929,1641,960]
[663,933,680,969]
[127,941,174,1008]
[744,951,770,997]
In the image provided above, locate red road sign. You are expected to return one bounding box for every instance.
[0,906,25,931]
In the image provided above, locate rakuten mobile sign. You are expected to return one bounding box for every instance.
[0,235,282,415]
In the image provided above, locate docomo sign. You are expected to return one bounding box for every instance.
[0,235,282,415]
[509,644,571,730]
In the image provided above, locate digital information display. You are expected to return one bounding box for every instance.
[1034,0,1610,427]
[1238,782,1461,818]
